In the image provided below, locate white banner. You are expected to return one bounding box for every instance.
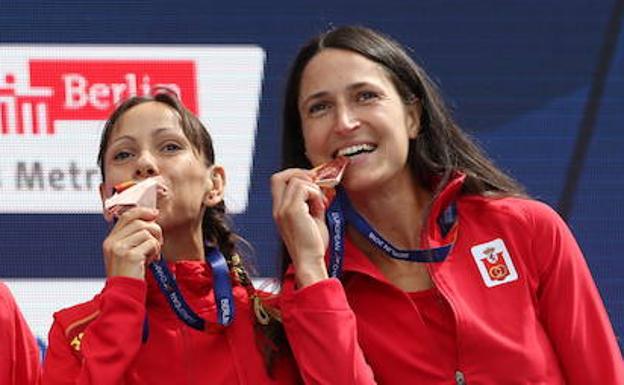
[0,45,265,214]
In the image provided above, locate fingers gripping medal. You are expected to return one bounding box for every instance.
[247,159,351,327]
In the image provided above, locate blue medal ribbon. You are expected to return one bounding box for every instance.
[327,187,457,278]
[205,246,235,326]
[110,206,235,340]
[150,258,205,330]
[144,242,235,339]
[326,191,347,278]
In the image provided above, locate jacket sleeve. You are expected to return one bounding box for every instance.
[0,282,42,385]
[43,277,147,385]
[528,202,624,384]
[280,276,377,385]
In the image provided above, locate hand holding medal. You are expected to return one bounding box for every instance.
[272,156,349,287]
[101,178,164,279]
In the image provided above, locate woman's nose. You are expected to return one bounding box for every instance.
[334,104,360,133]
[134,152,159,178]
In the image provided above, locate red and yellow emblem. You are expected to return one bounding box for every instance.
[471,239,518,288]
[480,247,510,281]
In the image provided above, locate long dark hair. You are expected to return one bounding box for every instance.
[283,25,525,197]
[266,25,529,362]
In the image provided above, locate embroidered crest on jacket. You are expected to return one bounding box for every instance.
[471,238,518,287]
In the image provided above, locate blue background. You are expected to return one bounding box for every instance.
[1,0,622,350]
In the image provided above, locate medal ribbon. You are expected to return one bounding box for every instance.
[326,187,457,278]
[145,241,235,337]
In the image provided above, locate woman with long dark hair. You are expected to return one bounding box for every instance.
[272,25,623,384]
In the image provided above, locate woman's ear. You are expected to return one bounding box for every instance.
[204,165,226,207]
[406,99,422,139]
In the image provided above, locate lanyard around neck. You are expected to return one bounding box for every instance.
[326,187,458,278]
[146,242,235,336]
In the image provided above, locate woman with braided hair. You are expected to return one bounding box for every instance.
[42,90,298,385]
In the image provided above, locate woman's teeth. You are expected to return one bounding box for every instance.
[337,144,376,157]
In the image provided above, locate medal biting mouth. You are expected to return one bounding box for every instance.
[104,177,169,220]
[113,177,169,197]
[312,156,349,188]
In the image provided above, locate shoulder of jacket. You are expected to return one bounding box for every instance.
[0,281,10,295]
[0,281,16,306]
[53,295,102,353]
[460,195,555,220]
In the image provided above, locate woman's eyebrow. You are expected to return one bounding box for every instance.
[300,90,329,107]
[108,135,136,147]
[301,81,378,104]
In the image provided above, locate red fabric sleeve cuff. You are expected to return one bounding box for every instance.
[104,276,147,303]
[283,278,350,311]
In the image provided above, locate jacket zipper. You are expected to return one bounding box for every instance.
[455,370,466,385]
[426,264,466,385]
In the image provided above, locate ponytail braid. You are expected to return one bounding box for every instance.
[202,201,237,258]
[201,201,284,374]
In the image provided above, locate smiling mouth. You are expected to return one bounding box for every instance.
[334,143,377,158]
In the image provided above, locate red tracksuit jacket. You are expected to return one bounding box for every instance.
[0,281,41,385]
[42,261,299,385]
[281,174,624,384]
